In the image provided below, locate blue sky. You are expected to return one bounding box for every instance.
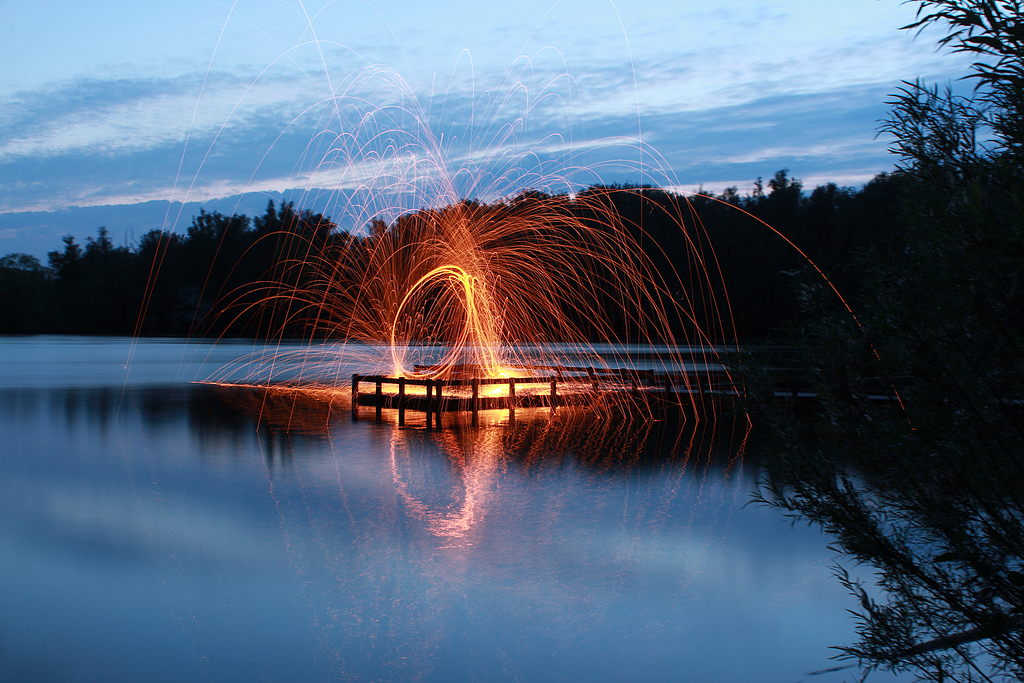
[1,0,969,258]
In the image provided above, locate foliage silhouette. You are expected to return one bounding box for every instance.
[0,176,910,339]
[748,1,1024,680]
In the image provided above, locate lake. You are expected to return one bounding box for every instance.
[0,337,899,682]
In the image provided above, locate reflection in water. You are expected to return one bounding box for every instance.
[390,426,503,544]
[0,369,885,683]
[195,385,757,681]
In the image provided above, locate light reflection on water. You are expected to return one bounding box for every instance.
[0,337,897,683]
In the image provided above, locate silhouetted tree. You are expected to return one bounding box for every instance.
[0,253,59,333]
[751,2,1024,680]
[6,177,913,339]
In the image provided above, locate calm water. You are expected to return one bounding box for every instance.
[0,337,894,682]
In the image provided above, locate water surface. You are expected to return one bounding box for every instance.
[0,337,893,682]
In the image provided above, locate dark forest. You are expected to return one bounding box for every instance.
[0,169,907,341]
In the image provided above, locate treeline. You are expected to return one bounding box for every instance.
[0,169,907,340]
[600,169,908,338]
[0,203,337,337]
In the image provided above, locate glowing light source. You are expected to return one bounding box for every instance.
[185,50,740,423]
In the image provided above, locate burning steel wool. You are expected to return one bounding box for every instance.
[166,48,747,423]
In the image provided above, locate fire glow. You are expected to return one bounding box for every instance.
[187,54,737,421]
[256,186,735,416]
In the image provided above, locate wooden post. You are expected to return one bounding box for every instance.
[398,376,406,426]
[351,374,360,419]
[587,367,598,392]
[434,379,443,430]
[425,380,433,430]
[508,377,516,421]
[375,380,382,422]
[550,378,557,413]
[471,377,480,426]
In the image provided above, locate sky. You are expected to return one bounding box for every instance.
[1,0,971,259]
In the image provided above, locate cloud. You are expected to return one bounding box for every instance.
[0,19,969,222]
[533,77,899,193]
[1,76,195,160]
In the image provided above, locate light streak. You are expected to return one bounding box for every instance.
[140,9,736,415]
[163,52,742,423]
[164,9,856,426]
[244,184,737,425]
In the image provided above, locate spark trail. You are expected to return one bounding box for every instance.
[168,12,746,421]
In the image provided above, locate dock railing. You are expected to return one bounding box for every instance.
[350,366,740,428]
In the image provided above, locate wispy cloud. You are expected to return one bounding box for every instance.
[0,13,970,221]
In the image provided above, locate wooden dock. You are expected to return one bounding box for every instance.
[350,366,738,428]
